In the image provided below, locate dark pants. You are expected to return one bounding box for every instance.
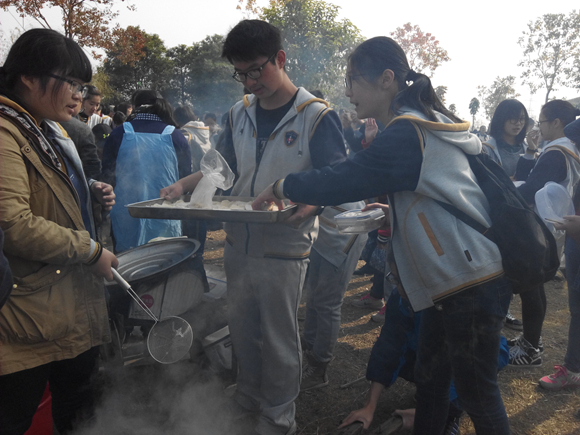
[413,278,512,435]
[564,236,580,372]
[520,283,546,349]
[0,347,99,435]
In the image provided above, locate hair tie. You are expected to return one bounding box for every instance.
[406,69,419,82]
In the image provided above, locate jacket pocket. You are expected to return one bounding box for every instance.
[0,269,75,344]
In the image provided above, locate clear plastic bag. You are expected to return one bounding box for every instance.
[189,149,235,208]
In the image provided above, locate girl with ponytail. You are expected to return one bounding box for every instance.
[255,36,511,434]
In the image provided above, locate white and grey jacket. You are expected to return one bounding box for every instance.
[224,88,334,259]
[388,109,504,311]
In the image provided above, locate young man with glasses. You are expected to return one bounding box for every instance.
[160,19,346,435]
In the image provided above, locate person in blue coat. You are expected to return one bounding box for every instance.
[102,90,191,252]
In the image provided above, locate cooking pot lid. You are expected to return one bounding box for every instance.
[105,238,200,285]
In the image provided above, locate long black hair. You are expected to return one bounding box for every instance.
[489,99,529,144]
[131,90,177,127]
[348,37,460,123]
[0,28,92,104]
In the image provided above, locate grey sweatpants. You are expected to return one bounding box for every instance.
[224,244,308,435]
[303,235,366,363]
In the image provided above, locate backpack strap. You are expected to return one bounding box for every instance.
[544,144,580,165]
[433,198,487,234]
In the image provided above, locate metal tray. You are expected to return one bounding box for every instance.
[127,196,296,223]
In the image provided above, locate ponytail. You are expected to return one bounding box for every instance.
[541,100,580,127]
[348,37,461,123]
[393,69,461,123]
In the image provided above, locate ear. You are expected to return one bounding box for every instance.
[275,50,286,69]
[378,69,396,90]
[20,75,39,92]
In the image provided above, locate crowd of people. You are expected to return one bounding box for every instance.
[1,18,580,435]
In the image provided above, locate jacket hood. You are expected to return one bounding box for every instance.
[181,120,210,144]
[392,108,482,156]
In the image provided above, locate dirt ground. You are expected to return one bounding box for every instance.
[201,230,580,435]
[90,229,579,435]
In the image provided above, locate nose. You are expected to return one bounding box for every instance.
[345,87,352,98]
[243,76,258,87]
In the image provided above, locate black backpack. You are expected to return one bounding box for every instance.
[436,152,559,294]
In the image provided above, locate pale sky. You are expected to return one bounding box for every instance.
[1,0,579,124]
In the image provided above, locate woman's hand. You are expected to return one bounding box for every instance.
[88,248,118,281]
[338,406,375,430]
[91,181,116,211]
[362,202,390,229]
[364,118,379,144]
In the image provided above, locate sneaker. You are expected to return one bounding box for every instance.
[539,365,580,390]
[301,351,329,391]
[507,333,544,355]
[351,293,384,309]
[353,264,375,276]
[504,311,523,331]
[371,305,387,323]
[508,337,542,367]
[443,415,461,435]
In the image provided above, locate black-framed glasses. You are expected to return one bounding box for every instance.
[538,119,553,125]
[344,73,366,89]
[232,54,276,83]
[47,73,86,95]
[508,117,526,125]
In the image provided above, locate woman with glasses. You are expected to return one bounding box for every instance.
[484,99,530,178]
[506,100,580,368]
[0,28,118,434]
[254,36,511,435]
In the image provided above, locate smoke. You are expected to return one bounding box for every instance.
[76,360,245,435]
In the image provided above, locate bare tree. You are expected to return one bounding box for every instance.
[477,76,520,121]
[518,11,580,103]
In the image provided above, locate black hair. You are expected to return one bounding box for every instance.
[348,37,460,123]
[115,101,132,115]
[131,90,177,126]
[541,100,580,127]
[222,20,283,63]
[489,99,529,144]
[112,111,127,127]
[309,90,325,99]
[0,28,92,107]
[174,105,197,127]
[83,85,101,101]
[204,112,217,122]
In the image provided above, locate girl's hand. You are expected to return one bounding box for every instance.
[338,407,375,430]
[362,202,390,229]
[526,129,540,151]
[252,183,285,212]
[88,248,118,281]
[365,118,379,144]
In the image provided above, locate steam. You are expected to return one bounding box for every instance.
[77,362,244,435]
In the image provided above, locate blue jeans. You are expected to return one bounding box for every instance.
[564,237,580,372]
[413,277,512,435]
